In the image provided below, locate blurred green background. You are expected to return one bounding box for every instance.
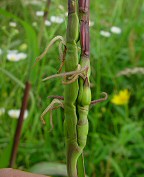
[0,0,144,176]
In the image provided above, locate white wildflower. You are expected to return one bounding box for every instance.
[50,16,64,24]
[9,22,17,27]
[100,30,111,37]
[45,20,51,26]
[8,109,28,119]
[7,53,20,62]
[36,11,44,17]
[0,108,5,116]
[110,26,122,34]
[7,50,27,62]
[17,53,27,59]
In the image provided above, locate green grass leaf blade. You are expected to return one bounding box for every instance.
[0,139,13,168]
[109,157,124,177]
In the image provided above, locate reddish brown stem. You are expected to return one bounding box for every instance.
[79,0,89,12]
[43,0,51,21]
[9,82,31,167]
[79,0,90,57]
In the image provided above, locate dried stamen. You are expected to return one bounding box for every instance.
[34,36,66,65]
[41,99,64,125]
[91,92,108,105]
[42,66,88,82]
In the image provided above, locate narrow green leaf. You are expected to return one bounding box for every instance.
[109,157,124,177]
[0,139,13,168]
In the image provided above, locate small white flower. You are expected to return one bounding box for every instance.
[45,20,51,26]
[89,20,94,27]
[100,30,111,37]
[7,53,20,62]
[50,16,64,24]
[17,53,27,59]
[110,26,122,34]
[36,11,44,17]
[7,51,27,62]
[9,22,17,27]
[0,108,5,116]
[8,109,28,119]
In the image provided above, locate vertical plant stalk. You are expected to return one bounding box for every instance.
[9,81,31,167]
[77,152,85,177]
[64,0,91,176]
[79,0,90,57]
[77,0,90,176]
[64,0,80,176]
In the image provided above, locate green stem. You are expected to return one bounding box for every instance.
[77,153,85,177]
[64,0,80,176]
[77,0,90,175]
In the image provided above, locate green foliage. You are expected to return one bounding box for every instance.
[0,139,13,168]
[0,0,144,176]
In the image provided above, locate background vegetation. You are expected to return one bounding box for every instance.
[0,0,144,176]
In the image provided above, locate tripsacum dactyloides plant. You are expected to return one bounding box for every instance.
[35,0,107,176]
